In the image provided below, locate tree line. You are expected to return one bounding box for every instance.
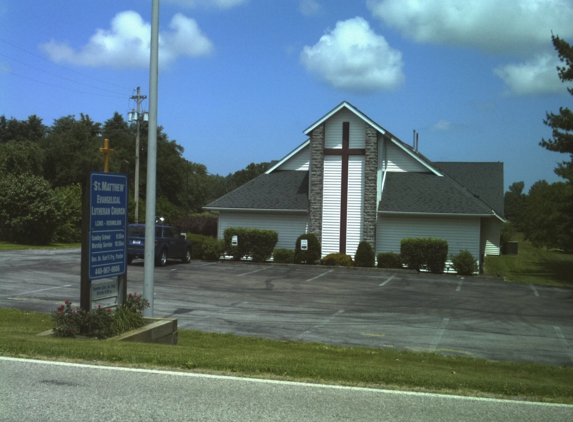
[0,112,269,244]
[504,35,573,252]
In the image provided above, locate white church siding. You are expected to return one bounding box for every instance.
[384,141,428,173]
[325,109,366,149]
[346,156,364,257]
[276,144,310,171]
[376,215,481,259]
[481,218,501,256]
[218,211,309,250]
[322,156,342,256]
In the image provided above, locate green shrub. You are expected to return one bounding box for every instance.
[426,239,448,274]
[322,253,353,267]
[202,238,224,261]
[377,252,402,269]
[450,250,478,275]
[293,233,321,264]
[223,227,278,262]
[188,234,209,259]
[401,238,448,273]
[273,248,295,264]
[354,241,375,267]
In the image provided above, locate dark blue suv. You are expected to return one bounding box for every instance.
[127,224,192,266]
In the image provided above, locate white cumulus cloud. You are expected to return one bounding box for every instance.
[163,0,247,9]
[367,0,573,55]
[299,0,321,17]
[40,11,214,69]
[494,54,568,96]
[300,17,405,92]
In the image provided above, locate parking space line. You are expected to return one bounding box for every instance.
[456,280,463,292]
[296,310,345,340]
[379,274,396,287]
[238,267,270,277]
[429,318,450,351]
[306,270,333,282]
[554,326,573,363]
[530,284,540,297]
[0,284,72,298]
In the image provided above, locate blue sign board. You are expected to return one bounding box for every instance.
[89,172,128,280]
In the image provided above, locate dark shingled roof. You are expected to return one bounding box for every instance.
[205,171,309,211]
[379,172,497,215]
[434,162,504,216]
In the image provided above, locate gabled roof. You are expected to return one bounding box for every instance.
[304,101,441,176]
[379,172,498,216]
[265,139,310,174]
[204,171,309,212]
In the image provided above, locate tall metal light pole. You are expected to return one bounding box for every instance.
[143,0,159,317]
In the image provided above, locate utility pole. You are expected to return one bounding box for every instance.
[129,87,147,223]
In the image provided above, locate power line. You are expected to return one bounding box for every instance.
[0,38,132,91]
[0,52,128,96]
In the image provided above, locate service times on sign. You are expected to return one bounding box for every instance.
[89,172,128,280]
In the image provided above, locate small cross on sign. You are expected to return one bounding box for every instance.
[99,139,115,172]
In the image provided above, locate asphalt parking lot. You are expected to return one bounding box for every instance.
[1,249,573,366]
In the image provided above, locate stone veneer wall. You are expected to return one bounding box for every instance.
[308,124,325,242]
[363,124,378,250]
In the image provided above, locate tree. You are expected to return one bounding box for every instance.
[0,173,63,245]
[504,181,526,230]
[521,180,573,250]
[540,34,573,182]
[0,140,44,177]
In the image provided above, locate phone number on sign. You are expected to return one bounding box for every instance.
[93,265,121,276]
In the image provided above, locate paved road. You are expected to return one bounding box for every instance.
[1,249,573,366]
[1,357,572,421]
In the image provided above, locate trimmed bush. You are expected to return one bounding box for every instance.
[188,234,209,259]
[322,253,353,267]
[202,238,225,261]
[293,233,321,264]
[273,248,295,264]
[377,252,402,269]
[354,241,375,267]
[401,238,448,273]
[223,227,278,262]
[175,214,217,237]
[450,250,478,275]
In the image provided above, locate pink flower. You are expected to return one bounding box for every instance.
[71,328,75,332]
[72,310,77,315]
[98,304,102,309]
[134,292,137,295]
[129,293,132,297]
[60,311,64,315]
[107,308,111,313]
[65,299,70,304]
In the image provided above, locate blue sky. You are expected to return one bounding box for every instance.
[1,0,573,191]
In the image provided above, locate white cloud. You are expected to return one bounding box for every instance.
[40,11,214,69]
[367,0,573,55]
[163,0,247,9]
[494,54,569,96]
[300,17,405,92]
[299,0,321,17]
[433,120,452,131]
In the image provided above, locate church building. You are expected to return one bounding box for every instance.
[205,102,504,269]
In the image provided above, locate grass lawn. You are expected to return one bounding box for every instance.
[0,241,81,251]
[1,308,573,404]
[484,234,573,287]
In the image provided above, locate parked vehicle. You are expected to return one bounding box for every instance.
[127,224,192,266]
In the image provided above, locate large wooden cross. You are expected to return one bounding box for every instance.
[324,122,365,254]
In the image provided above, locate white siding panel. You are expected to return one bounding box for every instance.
[218,211,309,250]
[322,156,341,256]
[324,109,366,149]
[277,145,310,171]
[481,218,501,256]
[346,156,364,257]
[385,141,427,172]
[376,215,480,258]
